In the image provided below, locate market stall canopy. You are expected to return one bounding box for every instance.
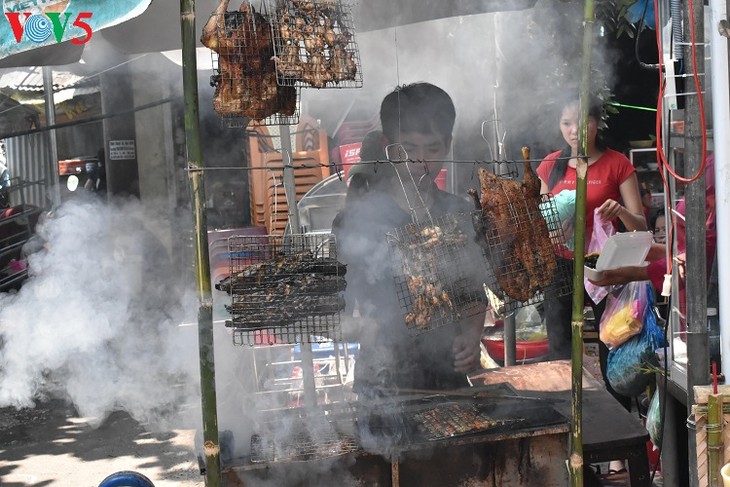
[0,0,538,66]
[0,0,152,67]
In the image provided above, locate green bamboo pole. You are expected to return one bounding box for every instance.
[707,394,724,487]
[180,1,220,486]
[569,0,596,484]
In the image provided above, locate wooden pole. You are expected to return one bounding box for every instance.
[180,1,220,486]
[569,0,596,484]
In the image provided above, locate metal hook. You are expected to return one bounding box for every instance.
[335,167,343,182]
[385,143,408,162]
[471,162,477,180]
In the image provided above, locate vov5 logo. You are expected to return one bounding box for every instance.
[4,0,93,45]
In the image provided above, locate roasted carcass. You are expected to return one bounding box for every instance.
[468,147,558,302]
[201,0,297,120]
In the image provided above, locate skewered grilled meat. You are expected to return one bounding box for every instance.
[469,147,558,302]
[413,404,519,439]
[201,0,296,120]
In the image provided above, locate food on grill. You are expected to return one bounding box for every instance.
[201,0,297,120]
[397,221,468,328]
[413,403,520,440]
[250,429,359,463]
[218,249,346,328]
[468,147,558,302]
[273,0,358,88]
[584,252,600,269]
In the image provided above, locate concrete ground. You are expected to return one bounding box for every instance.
[0,399,203,487]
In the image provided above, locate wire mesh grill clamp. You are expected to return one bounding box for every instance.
[202,1,300,127]
[268,0,363,89]
[387,212,487,336]
[470,169,573,315]
[217,233,345,345]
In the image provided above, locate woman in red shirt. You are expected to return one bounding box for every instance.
[537,94,647,411]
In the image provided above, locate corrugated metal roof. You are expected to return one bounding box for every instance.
[0,66,87,92]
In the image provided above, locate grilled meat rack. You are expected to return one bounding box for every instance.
[202,1,301,127]
[471,164,573,314]
[217,233,345,345]
[386,212,487,335]
[268,0,363,89]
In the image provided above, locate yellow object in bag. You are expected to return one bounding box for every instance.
[599,281,650,349]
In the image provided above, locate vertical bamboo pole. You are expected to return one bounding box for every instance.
[707,394,724,487]
[569,0,596,484]
[180,1,220,486]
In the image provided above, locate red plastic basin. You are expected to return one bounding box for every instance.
[482,337,549,362]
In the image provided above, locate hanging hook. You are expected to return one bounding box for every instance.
[471,161,477,180]
[385,143,408,162]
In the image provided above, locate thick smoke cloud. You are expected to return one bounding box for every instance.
[0,196,200,429]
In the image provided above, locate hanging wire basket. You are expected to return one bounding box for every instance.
[268,0,363,89]
[387,212,487,336]
[216,233,346,345]
[202,1,300,127]
[470,163,573,315]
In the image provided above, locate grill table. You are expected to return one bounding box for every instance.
[221,385,571,486]
[471,360,652,487]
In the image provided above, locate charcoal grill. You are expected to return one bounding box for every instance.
[475,183,573,315]
[386,212,487,335]
[268,0,363,89]
[218,233,345,345]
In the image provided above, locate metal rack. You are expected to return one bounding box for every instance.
[268,0,363,89]
[218,232,345,345]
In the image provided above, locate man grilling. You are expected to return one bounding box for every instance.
[333,82,487,398]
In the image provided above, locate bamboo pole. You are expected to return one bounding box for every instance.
[708,394,724,487]
[180,1,220,486]
[569,0,596,484]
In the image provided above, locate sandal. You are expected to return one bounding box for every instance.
[601,467,629,481]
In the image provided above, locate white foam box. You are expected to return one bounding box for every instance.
[584,231,653,280]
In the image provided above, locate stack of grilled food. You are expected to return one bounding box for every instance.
[217,248,346,328]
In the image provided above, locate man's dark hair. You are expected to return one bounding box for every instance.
[380,82,456,144]
[548,93,607,191]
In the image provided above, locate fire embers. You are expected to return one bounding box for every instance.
[218,234,346,344]
[388,213,486,334]
[271,0,362,89]
[468,158,567,309]
[201,0,298,123]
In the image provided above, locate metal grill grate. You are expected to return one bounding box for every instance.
[268,0,363,89]
[218,233,345,345]
[250,411,359,463]
[477,191,573,315]
[387,212,487,335]
[412,403,524,440]
[203,1,300,127]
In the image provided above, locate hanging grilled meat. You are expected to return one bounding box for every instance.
[469,147,557,302]
[201,0,297,120]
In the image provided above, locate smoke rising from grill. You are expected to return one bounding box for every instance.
[0,195,200,429]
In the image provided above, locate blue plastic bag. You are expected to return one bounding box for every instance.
[606,284,666,397]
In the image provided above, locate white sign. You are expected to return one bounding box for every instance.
[109,140,136,161]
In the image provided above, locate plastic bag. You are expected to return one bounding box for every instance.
[646,391,662,450]
[584,209,616,304]
[599,280,650,349]
[606,291,666,397]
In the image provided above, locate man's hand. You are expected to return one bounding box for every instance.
[588,265,648,286]
[453,330,481,373]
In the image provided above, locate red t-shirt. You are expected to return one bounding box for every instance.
[536,148,635,248]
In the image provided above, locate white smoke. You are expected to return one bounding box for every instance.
[0,195,200,429]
